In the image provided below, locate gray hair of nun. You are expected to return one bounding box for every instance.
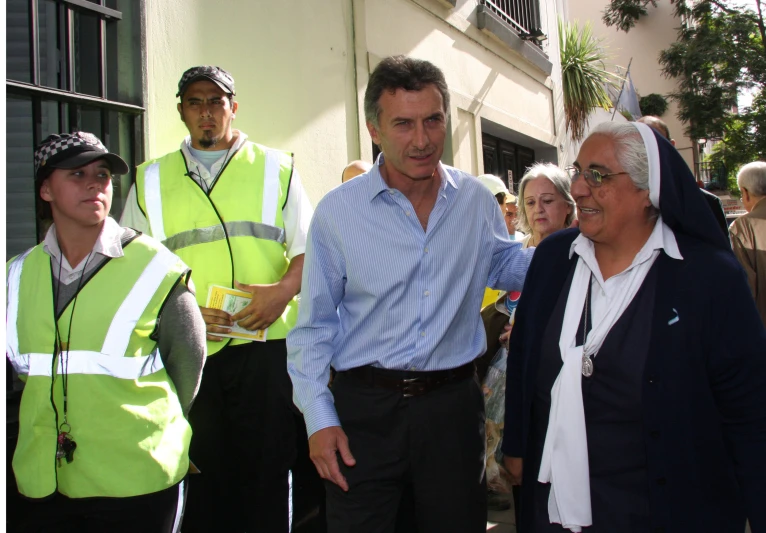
[516,163,576,235]
[737,161,766,197]
[589,121,650,191]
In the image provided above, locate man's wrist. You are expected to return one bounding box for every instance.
[303,398,342,438]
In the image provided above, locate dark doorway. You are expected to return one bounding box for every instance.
[482,132,535,195]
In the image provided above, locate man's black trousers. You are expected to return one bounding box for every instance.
[183,340,325,533]
[325,370,487,533]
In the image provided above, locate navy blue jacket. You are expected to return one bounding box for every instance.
[502,228,766,532]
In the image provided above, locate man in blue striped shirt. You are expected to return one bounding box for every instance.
[287,56,534,532]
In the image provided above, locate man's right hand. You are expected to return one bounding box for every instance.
[503,456,523,486]
[309,426,356,492]
[199,306,233,341]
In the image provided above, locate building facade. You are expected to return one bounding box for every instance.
[6,0,570,260]
[5,0,570,520]
[565,0,697,171]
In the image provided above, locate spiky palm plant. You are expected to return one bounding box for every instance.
[560,19,623,141]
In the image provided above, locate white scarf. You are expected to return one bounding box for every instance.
[537,122,672,531]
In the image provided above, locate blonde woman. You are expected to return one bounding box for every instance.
[517,164,576,248]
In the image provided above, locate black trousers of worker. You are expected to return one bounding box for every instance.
[183,340,325,533]
[326,370,487,533]
[11,480,185,533]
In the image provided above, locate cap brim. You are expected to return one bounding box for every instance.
[51,152,130,175]
[177,75,234,97]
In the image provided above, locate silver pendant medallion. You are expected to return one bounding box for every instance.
[582,355,594,377]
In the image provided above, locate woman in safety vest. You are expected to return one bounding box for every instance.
[6,131,206,532]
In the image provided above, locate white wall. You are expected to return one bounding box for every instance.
[144,0,565,204]
[144,0,357,205]
[566,0,695,170]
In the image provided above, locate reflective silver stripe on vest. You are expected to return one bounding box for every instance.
[262,149,282,227]
[6,245,177,380]
[142,148,286,249]
[25,351,165,379]
[144,163,167,241]
[102,246,180,356]
[162,221,286,252]
[6,248,34,375]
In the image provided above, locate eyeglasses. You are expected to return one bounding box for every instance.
[565,166,629,188]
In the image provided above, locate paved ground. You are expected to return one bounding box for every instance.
[487,503,515,533]
[486,505,753,533]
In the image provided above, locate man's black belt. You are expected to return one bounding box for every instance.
[340,361,476,397]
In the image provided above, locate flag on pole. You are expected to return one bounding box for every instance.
[617,71,642,119]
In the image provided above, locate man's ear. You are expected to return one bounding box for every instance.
[177,102,184,122]
[670,138,676,147]
[742,187,751,202]
[231,100,238,117]
[366,121,381,146]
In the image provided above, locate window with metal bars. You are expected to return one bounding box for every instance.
[5,6,144,511]
[6,0,145,259]
[479,0,542,42]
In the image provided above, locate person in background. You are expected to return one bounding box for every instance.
[505,194,525,241]
[503,121,766,532]
[477,173,514,309]
[730,161,766,328]
[516,163,576,249]
[119,65,318,533]
[342,160,373,183]
[288,55,534,533]
[637,115,729,238]
[7,132,206,532]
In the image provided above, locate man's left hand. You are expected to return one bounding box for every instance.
[230,280,292,331]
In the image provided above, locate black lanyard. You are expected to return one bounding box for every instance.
[51,250,92,465]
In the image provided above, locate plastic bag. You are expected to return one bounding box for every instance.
[483,345,512,494]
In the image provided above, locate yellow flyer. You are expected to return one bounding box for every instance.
[205,285,268,342]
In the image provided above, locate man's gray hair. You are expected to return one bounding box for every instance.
[590,122,650,191]
[737,161,766,197]
[517,163,576,234]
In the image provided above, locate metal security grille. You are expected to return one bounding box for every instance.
[6,0,144,256]
[480,0,541,36]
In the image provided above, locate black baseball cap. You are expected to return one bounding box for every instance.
[34,132,129,181]
[176,65,236,98]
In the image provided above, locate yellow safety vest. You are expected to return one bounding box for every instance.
[134,142,297,355]
[6,235,192,499]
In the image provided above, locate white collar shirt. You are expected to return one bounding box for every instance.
[43,217,126,285]
[567,217,683,339]
[180,130,249,191]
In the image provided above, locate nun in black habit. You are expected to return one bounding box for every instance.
[501,121,766,533]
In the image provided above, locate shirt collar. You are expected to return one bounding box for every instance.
[367,153,457,202]
[43,216,125,268]
[180,129,248,167]
[568,215,683,263]
[752,195,766,214]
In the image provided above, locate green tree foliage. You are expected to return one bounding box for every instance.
[603,0,766,180]
[560,19,623,141]
[639,93,669,116]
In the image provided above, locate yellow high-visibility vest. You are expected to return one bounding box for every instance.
[6,235,192,499]
[135,142,298,355]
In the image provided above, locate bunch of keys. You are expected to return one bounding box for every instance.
[56,425,77,466]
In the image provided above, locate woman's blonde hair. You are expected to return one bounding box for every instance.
[516,163,576,234]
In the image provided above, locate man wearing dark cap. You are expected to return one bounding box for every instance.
[6,132,206,532]
[120,66,315,532]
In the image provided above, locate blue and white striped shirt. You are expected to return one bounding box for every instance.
[287,158,534,436]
